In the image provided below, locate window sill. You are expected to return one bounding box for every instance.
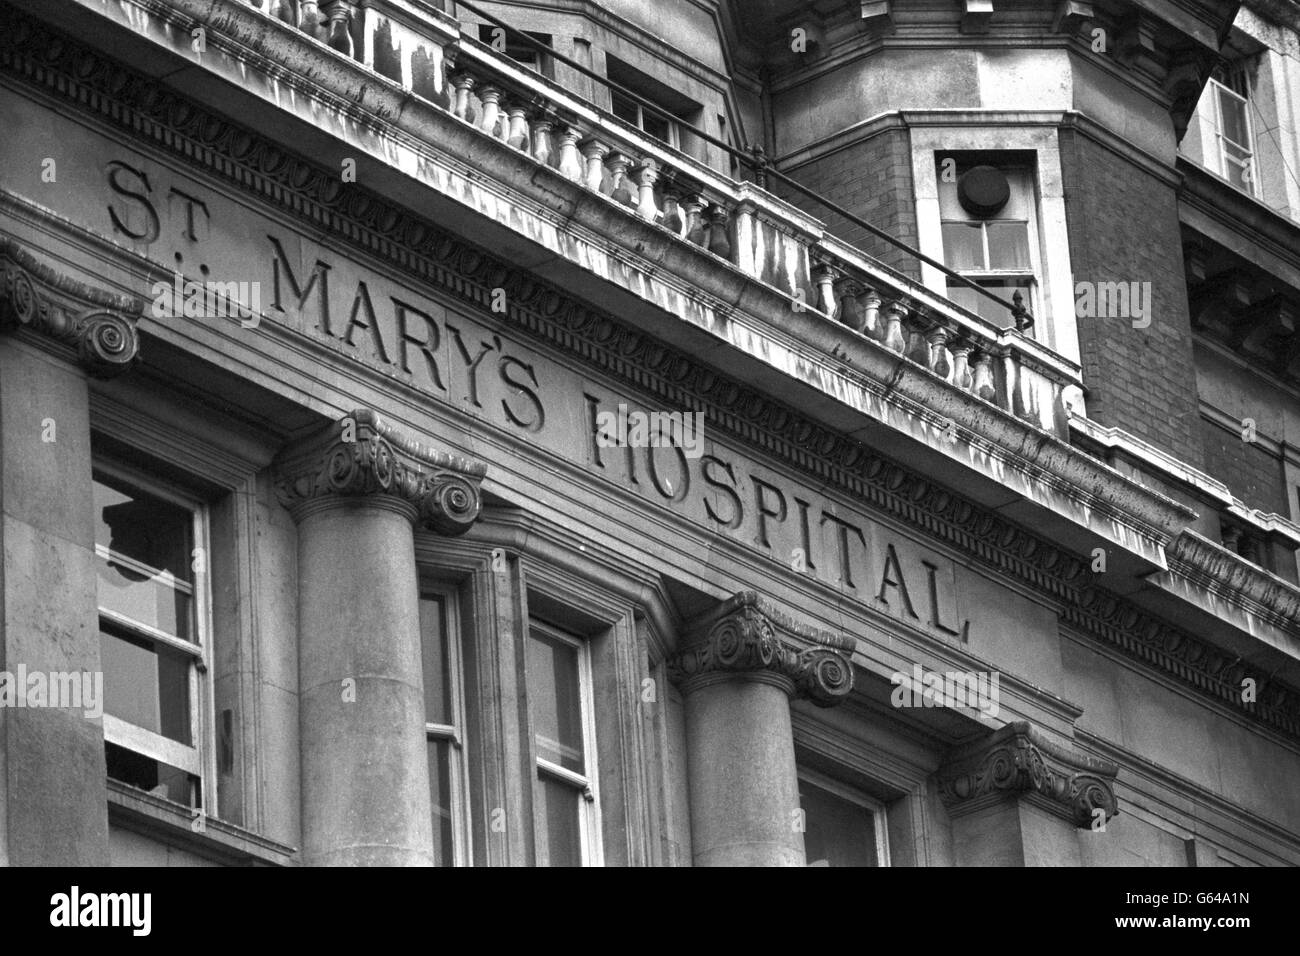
[106,780,298,866]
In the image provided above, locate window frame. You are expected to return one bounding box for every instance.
[419,586,474,867]
[798,766,891,867]
[527,618,603,867]
[610,88,680,150]
[937,161,1044,331]
[93,458,216,813]
[1205,76,1257,196]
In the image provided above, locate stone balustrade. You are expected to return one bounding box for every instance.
[245,0,1080,438]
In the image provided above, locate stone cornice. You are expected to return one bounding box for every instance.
[937,721,1120,828]
[273,409,487,535]
[0,236,141,377]
[668,591,856,706]
[5,8,1300,742]
[1166,530,1300,633]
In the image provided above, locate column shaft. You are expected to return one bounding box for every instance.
[0,338,109,865]
[683,675,803,866]
[297,497,432,866]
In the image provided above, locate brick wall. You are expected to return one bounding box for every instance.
[1200,417,1288,514]
[1059,130,1204,467]
[774,128,920,281]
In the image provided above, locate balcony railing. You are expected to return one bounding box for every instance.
[243,0,1080,437]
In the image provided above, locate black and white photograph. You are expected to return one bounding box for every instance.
[0,0,1294,927]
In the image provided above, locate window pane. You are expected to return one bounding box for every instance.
[100,624,192,744]
[535,773,582,867]
[419,597,452,726]
[946,276,1033,327]
[940,221,984,270]
[801,780,878,867]
[93,473,193,640]
[984,221,1031,270]
[427,738,454,866]
[527,631,584,773]
[1217,87,1249,147]
[105,742,197,806]
[610,91,638,125]
[642,111,670,144]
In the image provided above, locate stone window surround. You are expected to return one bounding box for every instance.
[911,121,1082,378]
[89,383,274,842]
[413,531,658,866]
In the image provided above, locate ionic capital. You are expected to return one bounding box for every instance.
[667,591,855,706]
[273,409,486,535]
[0,238,141,378]
[936,721,1119,828]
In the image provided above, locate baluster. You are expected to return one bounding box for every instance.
[1221,524,1242,553]
[904,323,929,366]
[633,158,661,222]
[971,351,996,401]
[882,301,907,353]
[951,340,974,391]
[477,85,502,136]
[270,0,295,23]
[683,195,707,247]
[859,289,883,340]
[556,125,584,181]
[580,138,610,192]
[605,152,635,206]
[323,1,354,56]
[451,72,476,123]
[835,279,863,330]
[814,263,838,321]
[505,99,530,151]
[299,0,325,38]
[707,204,731,260]
[530,109,556,166]
[926,325,953,380]
[659,178,685,236]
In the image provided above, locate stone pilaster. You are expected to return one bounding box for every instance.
[668,591,855,867]
[936,721,1119,866]
[274,409,485,866]
[0,239,141,865]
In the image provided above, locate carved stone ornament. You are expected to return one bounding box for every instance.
[273,408,486,535]
[0,237,141,378]
[937,721,1119,828]
[668,591,856,706]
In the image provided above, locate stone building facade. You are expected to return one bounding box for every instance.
[0,0,1298,866]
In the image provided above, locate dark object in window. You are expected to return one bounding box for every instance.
[957,165,1011,218]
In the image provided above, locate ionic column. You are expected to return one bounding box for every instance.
[0,238,141,866]
[668,592,855,867]
[936,721,1119,866]
[274,409,485,866]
